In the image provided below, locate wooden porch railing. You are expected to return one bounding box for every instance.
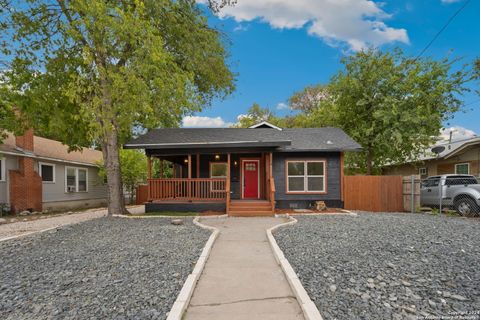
[148,178,227,201]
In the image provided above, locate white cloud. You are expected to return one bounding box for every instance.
[182,116,233,128]
[441,0,461,4]
[276,102,289,110]
[233,24,249,32]
[198,0,409,51]
[439,126,477,141]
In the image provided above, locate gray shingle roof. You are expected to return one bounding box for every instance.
[124,127,361,152]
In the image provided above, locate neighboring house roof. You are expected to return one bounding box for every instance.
[418,136,480,161]
[0,133,103,166]
[124,127,362,152]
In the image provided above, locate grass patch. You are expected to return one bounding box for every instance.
[139,211,199,217]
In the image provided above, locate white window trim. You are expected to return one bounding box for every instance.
[210,162,228,192]
[286,160,326,193]
[455,163,470,175]
[0,157,5,182]
[419,167,427,176]
[65,166,89,193]
[39,162,56,183]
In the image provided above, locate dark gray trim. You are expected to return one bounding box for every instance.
[145,202,226,213]
[125,141,291,150]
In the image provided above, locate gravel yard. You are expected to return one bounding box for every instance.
[275,213,480,320]
[0,217,210,320]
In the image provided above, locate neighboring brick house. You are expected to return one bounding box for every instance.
[382,136,480,179]
[0,130,107,213]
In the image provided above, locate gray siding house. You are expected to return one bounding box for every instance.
[0,130,107,213]
[125,122,361,215]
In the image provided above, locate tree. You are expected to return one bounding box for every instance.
[296,48,472,174]
[1,0,235,214]
[98,149,147,205]
[289,84,330,113]
[233,103,283,128]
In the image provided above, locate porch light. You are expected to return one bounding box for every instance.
[215,154,220,160]
[184,158,189,163]
[234,161,238,166]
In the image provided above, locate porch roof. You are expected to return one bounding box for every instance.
[124,127,361,152]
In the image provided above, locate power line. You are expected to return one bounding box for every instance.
[415,0,471,60]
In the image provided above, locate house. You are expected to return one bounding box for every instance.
[382,136,480,179]
[124,122,361,216]
[0,129,107,213]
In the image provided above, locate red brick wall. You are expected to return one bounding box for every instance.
[15,129,34,151]
[9,130,43,213]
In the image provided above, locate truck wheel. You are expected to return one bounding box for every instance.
[454,198,479,217]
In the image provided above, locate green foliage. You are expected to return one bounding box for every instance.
[0,0,235,213]
[294,48,472,174]
[98,149,147,203]
[430,207,439,215]
[232,103,285,128]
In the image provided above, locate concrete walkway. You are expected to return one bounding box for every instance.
[184,217,304,320]
[0,205,144,241]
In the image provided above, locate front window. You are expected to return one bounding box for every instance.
[419,167,427,176]
[455,163,470,175]
[210,162,227,191]
[39,163,55,183]
[287,160,326,193]
[65,167,88,192]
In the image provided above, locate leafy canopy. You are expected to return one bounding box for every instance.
[0,0,235,147]
[292,48,472,174]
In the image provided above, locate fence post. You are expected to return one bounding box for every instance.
[439,178,443,214]
[410,175,415,213]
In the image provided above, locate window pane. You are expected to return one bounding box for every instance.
[288,162,304,176]
[455,164,469,174]
[41,165,54,182]
[307,162,324,175]
[211,163,227,177]
[308,177,324,191]
[288,177,304,191]
[67,168,76,189]
[78,169,87,192]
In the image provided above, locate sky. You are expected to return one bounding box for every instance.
[184,0,480,140]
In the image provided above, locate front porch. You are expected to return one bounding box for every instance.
[145,152,276,216]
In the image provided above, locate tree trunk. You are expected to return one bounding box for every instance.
[102,130,128,215]
[366,148,373,175]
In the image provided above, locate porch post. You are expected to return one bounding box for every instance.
[188,155,192,198]
[196,154,200,178]
[147,156,152,179]
[188,155,192,178]
[226,153,231,214]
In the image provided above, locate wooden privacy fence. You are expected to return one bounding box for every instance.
[343,175,404,212]
[136,184,148,205]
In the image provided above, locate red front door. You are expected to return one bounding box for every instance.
[243,160,259,199]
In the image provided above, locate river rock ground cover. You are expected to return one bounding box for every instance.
[0,217,210,320]
[275,213,480,320]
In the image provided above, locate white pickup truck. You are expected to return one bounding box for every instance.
[420,174,480,216]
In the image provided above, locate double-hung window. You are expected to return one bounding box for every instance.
[455,163,470,175]
[0,157,5,182]
[39,162,55,183]
[65,167,88,192]
[286,160,326,193]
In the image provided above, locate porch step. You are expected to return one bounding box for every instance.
[228,200,274,216]
[228,210,274,217]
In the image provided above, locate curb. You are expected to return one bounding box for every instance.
[266,215,324,320]
[166,216,221,320]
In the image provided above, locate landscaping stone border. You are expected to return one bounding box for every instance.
[267,215,324,320]
[165,215,224,320]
